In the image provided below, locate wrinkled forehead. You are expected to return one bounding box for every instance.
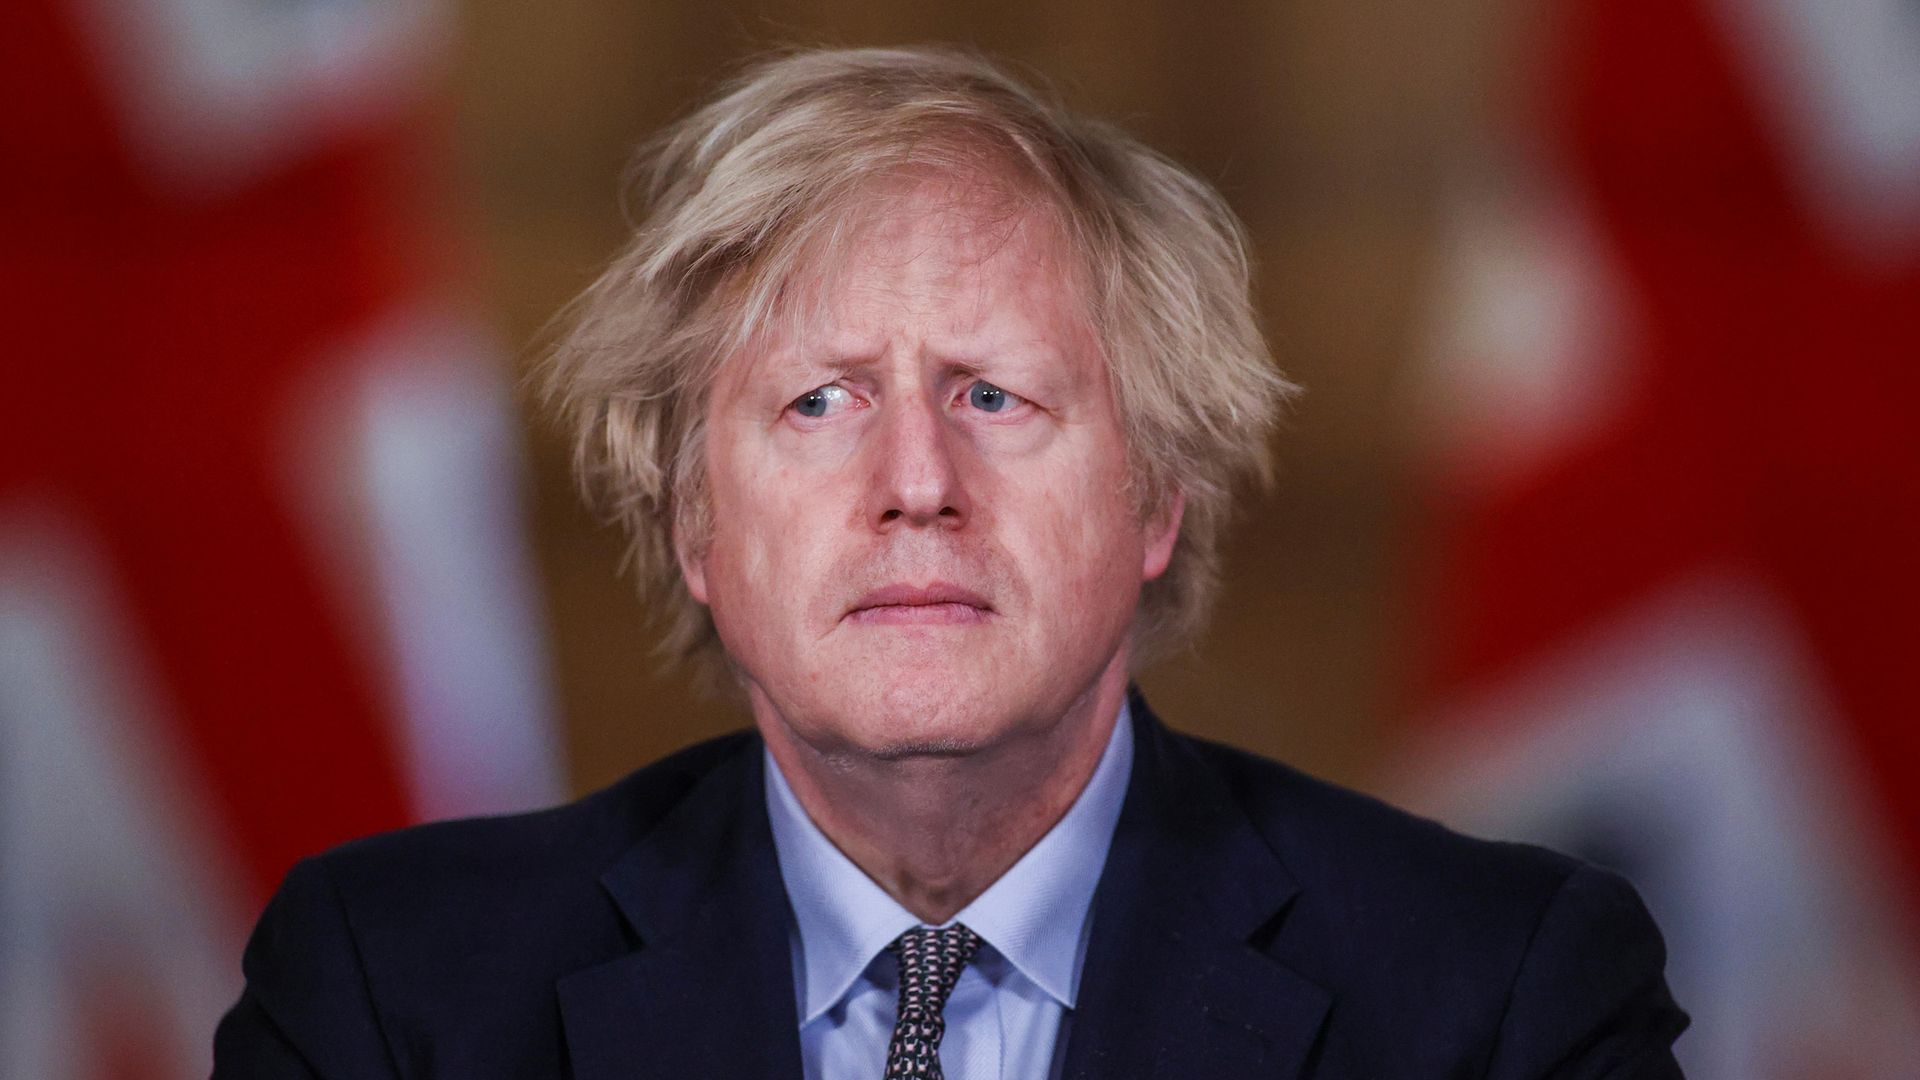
[698,165,1103,395]
[814,176,1080,312]
[795,169,1087,320]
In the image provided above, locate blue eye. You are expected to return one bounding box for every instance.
[967,381,1011,413]
[791,385,853,418]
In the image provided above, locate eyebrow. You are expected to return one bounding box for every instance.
[801,331,1080,368]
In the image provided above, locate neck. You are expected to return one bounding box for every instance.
[757,661,1129,925]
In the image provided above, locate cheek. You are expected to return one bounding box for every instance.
[705,451,859,633]
[1014,455,1144,601]
[711,462,801,586]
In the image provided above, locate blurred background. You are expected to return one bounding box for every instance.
[3,0,1916,1076]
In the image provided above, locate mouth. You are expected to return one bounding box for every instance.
[846,582,995,625]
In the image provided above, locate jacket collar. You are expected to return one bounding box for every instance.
[1058,688,1331,1078]
[555,688,1329,1080]
[556,746,803,1080]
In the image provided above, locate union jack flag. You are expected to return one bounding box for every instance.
[0,2,561,1076]
[1397,0,1920,1075]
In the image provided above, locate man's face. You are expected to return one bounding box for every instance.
[680,178,1180,760]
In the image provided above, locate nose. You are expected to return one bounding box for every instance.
[867,392,970,531]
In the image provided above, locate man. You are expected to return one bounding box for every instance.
[214,47,1689,1079]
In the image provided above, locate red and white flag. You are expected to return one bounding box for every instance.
[0,2,562,1076]
[1396,0,1920,1075]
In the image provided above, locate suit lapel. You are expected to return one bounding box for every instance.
[552,694,1330,1079]
[1061,694,1332,1079]
[557,746,803,1080]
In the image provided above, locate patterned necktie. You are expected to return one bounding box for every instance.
[884,923,983,1079]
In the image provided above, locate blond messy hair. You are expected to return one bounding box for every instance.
[543,45,1296,671]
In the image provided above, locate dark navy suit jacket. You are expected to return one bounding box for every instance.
[213,693,1689,1078]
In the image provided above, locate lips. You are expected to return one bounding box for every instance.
[846,582,994,625]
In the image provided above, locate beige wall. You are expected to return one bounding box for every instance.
[452,1,1505,796]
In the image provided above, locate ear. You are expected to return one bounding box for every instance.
[1141,488,1184,583]
[674,528,711,605]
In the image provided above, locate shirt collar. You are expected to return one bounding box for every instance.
[764,699,1134,1024]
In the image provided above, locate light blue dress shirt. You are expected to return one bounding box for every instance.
[763,701,1134,1080]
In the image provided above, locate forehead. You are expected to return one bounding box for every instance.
[738,171,1101,367]
[840,170,1059,271]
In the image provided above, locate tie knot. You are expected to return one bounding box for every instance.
[889,923,982,998]
[884,923,982,1078]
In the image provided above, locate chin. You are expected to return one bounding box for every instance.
[826,671,1029,762]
